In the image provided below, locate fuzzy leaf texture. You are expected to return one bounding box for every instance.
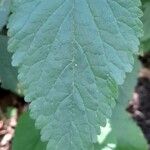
[8,0,142,150]
[12,60,147,150]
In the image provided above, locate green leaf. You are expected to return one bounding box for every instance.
[0,35,18,92]
[141,2,150,41]
[140,1,150,52]
[0,0,10,30]
[112,109,147,150]
[95,59,148,150]
[8,1,143,150]
[140,39,150,53]
[13,111,47,150]
[112,59,147,150]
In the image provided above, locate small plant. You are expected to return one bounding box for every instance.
[0,0,150,149]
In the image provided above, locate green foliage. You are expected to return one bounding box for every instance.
[94,59,147,150]
[0,35,18,92]
[12,60,147,150]
[141,0,150,52]
[0,0,18,92]
[142,1,150,41]
[0,0,148,149]
[0,0,10,30]
[13,111,47,150]
[111,60,147,150]
[8,0,143,149]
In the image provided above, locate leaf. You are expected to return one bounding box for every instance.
[140,1,150,52]
[8,1,142,150]
[141,1,150,41]
[94,59,148,150]
[112,60,147,150]
[13,111,47,150]
[0,0,10,30]
[0,35,18,92]
[141,39,150,53]
[112,109,147,150]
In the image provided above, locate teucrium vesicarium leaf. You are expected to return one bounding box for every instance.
[8,0,142,150]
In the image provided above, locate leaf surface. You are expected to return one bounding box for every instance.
[8,0,142,149]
